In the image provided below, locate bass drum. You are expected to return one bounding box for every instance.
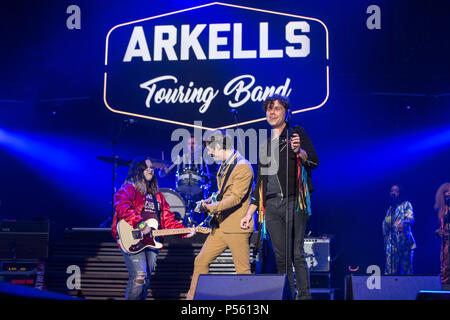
[176,167,205,196]
[159,188,186,221]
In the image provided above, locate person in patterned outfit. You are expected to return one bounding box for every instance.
[382,185,417,275]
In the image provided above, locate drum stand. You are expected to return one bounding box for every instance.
[183,196,196,227]
[181,189,210,227]
[99,119,133,228]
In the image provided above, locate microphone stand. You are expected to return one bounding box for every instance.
[390,205,394,275]
[446,206,450,289]
[389,199,399,275]
[230,108,245,154]
[111,121,128,215]
[231,108,258,267]
[99,119,131,228]
[388,198,401,275]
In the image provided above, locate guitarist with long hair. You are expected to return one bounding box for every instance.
[111,158,195,300]
[185,130,254,300]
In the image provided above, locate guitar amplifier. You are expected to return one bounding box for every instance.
[304,237,331,272]
[0,220,49,260]
[0,260,38,286]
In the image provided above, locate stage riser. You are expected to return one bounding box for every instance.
[45,241,254,300]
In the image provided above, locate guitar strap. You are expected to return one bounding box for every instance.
[151,194,161,221]
[139,194,161,221]
[218,156,253,202]
[216,161,237,202]
[209,157,254,229]
[206,159,237,229]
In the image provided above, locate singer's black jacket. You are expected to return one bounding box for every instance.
[251,125,319,209]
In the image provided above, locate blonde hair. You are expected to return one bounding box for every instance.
[434,182,450,224]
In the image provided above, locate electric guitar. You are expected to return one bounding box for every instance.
[117,218,211,254]
[195,192,218,212]
[195,192,222,228]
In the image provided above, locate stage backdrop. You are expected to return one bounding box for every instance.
[104,2,329,130]
[0,0,449,299]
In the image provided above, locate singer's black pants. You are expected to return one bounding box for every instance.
[265,195,311,299]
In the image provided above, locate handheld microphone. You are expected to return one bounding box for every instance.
[229,108,238,115]
[285,108,291,123]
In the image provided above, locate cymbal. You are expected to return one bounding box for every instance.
[96,156,170,169]
[147,157,170,169]
[97,156,131,167]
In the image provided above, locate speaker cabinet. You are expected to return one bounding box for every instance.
[194,274,292,300]
[346,275,442,300]
[304,237,330,272]
[0,220,49,260]
[417,290,450,300]
[0,282,78,300]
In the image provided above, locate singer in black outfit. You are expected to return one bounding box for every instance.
[241,94,319,300]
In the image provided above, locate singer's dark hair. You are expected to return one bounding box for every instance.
[263,94,290,112]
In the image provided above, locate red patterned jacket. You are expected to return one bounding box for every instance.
[111,183,185,241]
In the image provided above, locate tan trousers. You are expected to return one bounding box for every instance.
[186,228,251,299]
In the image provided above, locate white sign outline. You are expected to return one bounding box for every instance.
[103,2,330,130]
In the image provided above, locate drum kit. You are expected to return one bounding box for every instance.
[97,155,216,227]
